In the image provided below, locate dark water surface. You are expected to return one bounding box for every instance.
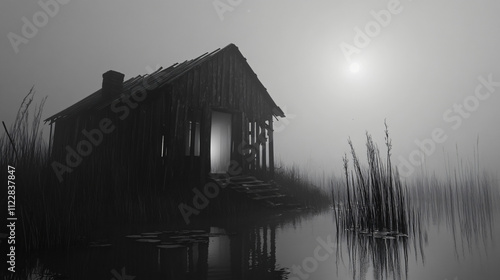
[18,185,500,280]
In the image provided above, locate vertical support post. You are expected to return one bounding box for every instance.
[188,110,198,186]
[241,113,249,174]
[231,112,242,169]
[268,116,275,178]
[256,122,261,173]
[200,108,211,185]
[262,121,267,173]
[251,120,256,172]
[189,112,196,169]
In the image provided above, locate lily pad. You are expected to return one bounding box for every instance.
[180,230,206,234]
[125,235,142,238]
[141,232,162,235]
[89,243,112,247]
[157,244,185,249]
[136,239,161,243]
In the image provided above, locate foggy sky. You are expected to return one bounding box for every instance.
[1,0,499,182]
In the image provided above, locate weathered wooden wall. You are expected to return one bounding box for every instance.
[165,46,278,180]
[50,45,280,189]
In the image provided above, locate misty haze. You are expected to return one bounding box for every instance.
[1,0,500,279]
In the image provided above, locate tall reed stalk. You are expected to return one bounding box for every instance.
[337,123,408,234]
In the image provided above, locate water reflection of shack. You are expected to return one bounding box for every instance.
[45,44,285,187]
[126,225,286,279]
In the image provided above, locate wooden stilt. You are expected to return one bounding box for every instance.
[262,122,267,173]
[256,122,261,172]
[251,121,256,172]
[268,116,275,178]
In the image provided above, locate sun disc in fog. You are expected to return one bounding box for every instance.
[349,63,360,73]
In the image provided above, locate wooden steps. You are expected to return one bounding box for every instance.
[208,174,305,211]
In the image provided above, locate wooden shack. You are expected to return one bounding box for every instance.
[45,44,285,186]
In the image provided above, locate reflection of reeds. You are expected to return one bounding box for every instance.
[333,212,417,280]
[332,124,497,280]
[330,125,416,280]
[408,147,497,259]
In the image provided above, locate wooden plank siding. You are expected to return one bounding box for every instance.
[47,44,283,188]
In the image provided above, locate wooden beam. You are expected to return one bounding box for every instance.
[262,122,267,173]
[242,113,249,174]
[268,116,275,178]
[256,122,261,172]
[200,107,211,184]
[251,120,256,172]
[189,112,196,173]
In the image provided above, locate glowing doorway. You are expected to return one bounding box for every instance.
[210,111,232,173]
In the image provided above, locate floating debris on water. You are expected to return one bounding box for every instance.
[157,244,185,249]
[125,229,232,247]
[125,235,142,239]
[141,232,163,236]
[136,239,161,243]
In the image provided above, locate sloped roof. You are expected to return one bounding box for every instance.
[45,44,284,124]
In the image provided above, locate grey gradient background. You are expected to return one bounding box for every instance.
[1,0,499,181]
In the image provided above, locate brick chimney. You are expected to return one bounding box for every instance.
[102,70,125,98]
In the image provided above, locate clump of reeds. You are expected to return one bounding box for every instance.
[335,122,408,234]
[1,87,47,166]
[1,88,54,251]
[331,125,498,280]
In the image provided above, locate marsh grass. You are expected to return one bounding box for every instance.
[334,161,497,280]
[334,124,409,235]
[332,125,498,280]
[0,89,186,252]
[273,163,332,209]
[1,88,54,251]
[407,150,497,257]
